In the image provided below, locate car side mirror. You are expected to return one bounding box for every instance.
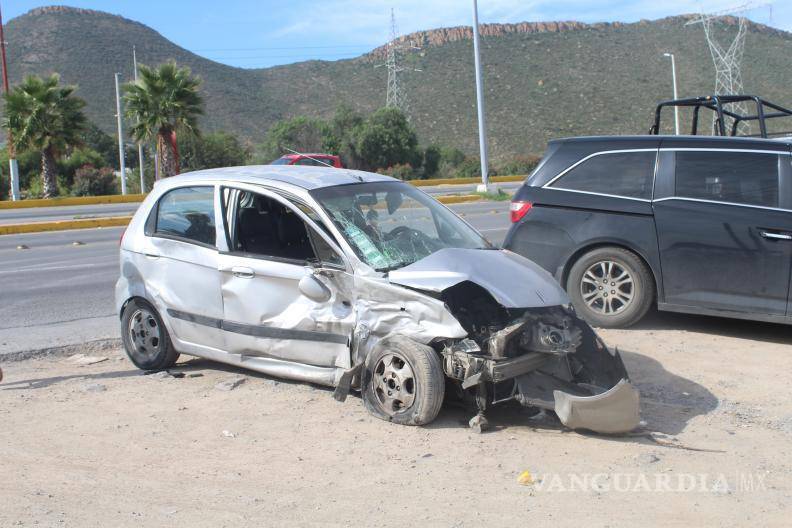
[298,273,332,303]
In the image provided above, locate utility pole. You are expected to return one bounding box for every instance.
[133,46,145,193]
[471,0,489,193]
[0,2,19,201]
[114,73,127,195]
[663,53,680,135]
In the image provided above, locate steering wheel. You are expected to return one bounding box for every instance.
[386,225,420,241]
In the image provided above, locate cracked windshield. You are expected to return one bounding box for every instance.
[311,182,490,271]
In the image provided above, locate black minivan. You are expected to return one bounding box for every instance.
[503,135,792,328]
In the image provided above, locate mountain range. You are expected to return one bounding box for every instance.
[5,6,792,160]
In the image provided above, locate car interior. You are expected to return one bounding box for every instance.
[231,191,316,261]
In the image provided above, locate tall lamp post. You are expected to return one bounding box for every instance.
[663,52,680,135]
[114,73,127,195]
[471,0,489,193]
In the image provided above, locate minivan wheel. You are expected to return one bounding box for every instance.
[121,299,180,371]
[567,247,654,328]
[362,336,445,426]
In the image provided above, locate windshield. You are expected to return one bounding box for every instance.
[310,181,491,271]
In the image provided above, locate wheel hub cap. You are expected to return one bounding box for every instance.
[128,308,161,360]
[373,353,416,415]
[580,260,635,315]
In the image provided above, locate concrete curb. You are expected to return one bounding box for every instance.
[410,174,524,186]
[0,194,494,234]
[0,338,122,363]
[0,215,133,235]
[0,194,146,210]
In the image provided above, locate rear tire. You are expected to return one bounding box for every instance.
[566,247,654,328]
[362,336,445,426]
[121,299,180,371]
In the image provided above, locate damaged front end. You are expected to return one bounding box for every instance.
[390,249,640,434]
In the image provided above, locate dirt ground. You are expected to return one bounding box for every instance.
[1,311,791,527]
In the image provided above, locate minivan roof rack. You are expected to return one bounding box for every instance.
[649,95,792,139]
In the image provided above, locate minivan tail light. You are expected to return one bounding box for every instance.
[510,201,533,223]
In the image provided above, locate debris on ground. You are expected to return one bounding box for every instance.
[517,471,534,486]
[81,382,107,393]
[147,371,174,380]
[68,354,108,366]
[221,430,236,438]
[215,376,246,391]
[468,413,489,433]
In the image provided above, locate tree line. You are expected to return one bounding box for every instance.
[1,61,539,200]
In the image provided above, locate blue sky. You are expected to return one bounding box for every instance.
[4,1,789,68]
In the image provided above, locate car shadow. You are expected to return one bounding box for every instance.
[628,309,791,345]
[0,368,142,390]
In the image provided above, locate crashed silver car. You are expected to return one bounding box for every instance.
[116,166,639,433]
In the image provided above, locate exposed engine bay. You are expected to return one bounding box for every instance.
[436,281,639,433]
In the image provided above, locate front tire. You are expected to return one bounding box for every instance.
[121,299,180,371]
[566,247,654,328]
[362,336,445,426]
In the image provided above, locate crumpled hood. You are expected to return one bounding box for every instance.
[387,248,569,308]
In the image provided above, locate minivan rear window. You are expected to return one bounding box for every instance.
[549,151,656,199]
[674,151,779,208]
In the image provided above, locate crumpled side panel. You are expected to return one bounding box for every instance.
[350,275,467,364]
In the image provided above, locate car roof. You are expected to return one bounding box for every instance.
[163,165,396,190]
[551,134,791,151]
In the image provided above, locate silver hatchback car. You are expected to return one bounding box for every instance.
[116,166,639,432]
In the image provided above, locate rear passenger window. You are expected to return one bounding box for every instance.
[155,186,216,246]
[550,151,656,199]
[675,151,779,207]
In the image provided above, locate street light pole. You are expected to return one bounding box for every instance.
[663,52,680,135]
[114,73,127,195]
[0,2,19,200]
[133,46,145,193]
[471,0,489,193]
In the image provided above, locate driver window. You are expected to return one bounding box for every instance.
[224,190,316,262]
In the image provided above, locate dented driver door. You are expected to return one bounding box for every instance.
[217,186,355,370]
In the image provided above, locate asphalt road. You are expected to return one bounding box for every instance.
[0,200,512,355]
[0,181,521,225]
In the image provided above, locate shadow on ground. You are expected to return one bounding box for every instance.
[630,309,791,346]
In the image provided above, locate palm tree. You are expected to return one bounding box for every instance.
[3,74,86,198]
[123,61,204,179]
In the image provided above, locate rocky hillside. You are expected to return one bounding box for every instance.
[5,6,792,159]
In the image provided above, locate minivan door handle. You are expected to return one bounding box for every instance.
[759,230,792,241]
[231,266,255,279]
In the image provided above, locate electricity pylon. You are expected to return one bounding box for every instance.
[376,9,421,117]
[686,2,772,134]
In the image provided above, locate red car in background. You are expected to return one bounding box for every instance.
[270,153,343,168]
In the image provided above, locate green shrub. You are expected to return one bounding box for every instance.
[421,145,441,179]
[376,163,416,181]
[71,165,118,196]
[453,156,497,179]
[496,155,541,176]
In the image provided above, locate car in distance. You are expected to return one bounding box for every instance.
[116,165,639,433]
[503,135,792,328]
[270,153,343,168]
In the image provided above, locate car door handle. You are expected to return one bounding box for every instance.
[759,231,792,241]
[144,253,160,259]
[231,266,255,279]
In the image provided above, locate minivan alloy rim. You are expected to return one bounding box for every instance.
[580,260,635,315]
[128,308,162,360]
[373,353,416,414]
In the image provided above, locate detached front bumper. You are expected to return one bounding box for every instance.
[553,379,640,434]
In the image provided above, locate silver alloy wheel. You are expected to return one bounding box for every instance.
[372,353,416,415]
[127,308,162,361]
[580,260,635,315]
